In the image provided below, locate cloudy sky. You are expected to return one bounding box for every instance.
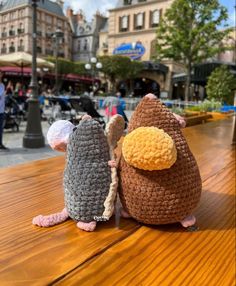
[63,0,235,26]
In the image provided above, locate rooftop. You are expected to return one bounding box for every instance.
[0,0,65,17]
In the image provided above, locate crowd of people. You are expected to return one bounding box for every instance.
[0,72,130,152]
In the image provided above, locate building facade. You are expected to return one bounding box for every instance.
[0,0,72,60]
[99,0,235,98]
[98,0,181,96]
[67,8,107,62]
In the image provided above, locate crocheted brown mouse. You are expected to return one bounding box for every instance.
[118,94,202,230]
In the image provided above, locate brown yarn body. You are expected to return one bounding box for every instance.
[119,97,202,225]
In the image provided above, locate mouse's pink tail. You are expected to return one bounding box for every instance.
[32,208,69,227]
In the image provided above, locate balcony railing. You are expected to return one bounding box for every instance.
[9,46,15,53]
[9,30,15,36]
[37,31,42,36]
[17,28,25,34]
[1,48,7,54]
[45,49,53,56]
[18,46,24,51]
[58,52,65,57]
[1,32,7,38]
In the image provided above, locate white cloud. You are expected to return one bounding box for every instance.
[63,0,117,20]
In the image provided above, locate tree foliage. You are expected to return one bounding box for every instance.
[206,65,236,105]
[98,55,143,92]
[155,0,231,101]
[46,56,74,75]
[47,57,87,75]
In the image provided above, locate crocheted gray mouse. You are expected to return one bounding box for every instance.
[32,114,125,231]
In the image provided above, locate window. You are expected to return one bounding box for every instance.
[86,25,91,32]
[120,16,129,32]
[9,26,15,36]
[18,39,24,51]
[84,39,88,51]
[2,27,7,37]
[57,20,63,28]
[18,23,24,34]
[134,13,145,30]
[19,9,24,18]
[150,10,161,28]
[9,42,15,53]
[79,26,84,34]
[1,43,7,54]
[78,40,81,51]
[124,0,132,5]
[46,15,52,24]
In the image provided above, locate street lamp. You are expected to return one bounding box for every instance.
[85,57,102,95]
[53,29,64,96]
[23,0,44,148]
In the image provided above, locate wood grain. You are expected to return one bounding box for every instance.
[0,171,140,285]
[54,162,236,286]
[0,118,235,286]
[0,156,65,185]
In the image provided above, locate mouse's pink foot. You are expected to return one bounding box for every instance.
[180,214,196,227]
[32,208,69,227]
[120,208,131,218]
[145,93,157,100]
[77,221,97,232]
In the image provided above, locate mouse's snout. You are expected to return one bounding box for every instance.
[122,127,177,171]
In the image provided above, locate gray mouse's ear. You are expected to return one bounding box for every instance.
[105,114,125,149]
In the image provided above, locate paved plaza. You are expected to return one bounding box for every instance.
[0,109,133,168]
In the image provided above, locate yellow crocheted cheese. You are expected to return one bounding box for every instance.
[122,127,177,171]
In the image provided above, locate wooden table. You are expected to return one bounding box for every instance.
[0,118,235,286]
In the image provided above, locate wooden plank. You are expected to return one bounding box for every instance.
[0,118,234,285]
[185,113,212,127]
[0,156,65,185]
[53,162,236,286]
[0,118,233,186]
[182,118,235,181]
[0,172,140,286]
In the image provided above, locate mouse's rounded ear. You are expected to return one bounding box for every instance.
[122,127,177,171]
[105,115,125,149]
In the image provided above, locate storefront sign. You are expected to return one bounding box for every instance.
[113,42,145,60]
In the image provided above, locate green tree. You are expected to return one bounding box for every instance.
[155,0,231,101]
[46,56,74,75]
[98,55,143,92]
[206,65,236,105]
[73,62,87,75]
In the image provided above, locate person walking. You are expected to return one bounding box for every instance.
[0,71,9,150]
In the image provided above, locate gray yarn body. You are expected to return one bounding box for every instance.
[64,120,111,222]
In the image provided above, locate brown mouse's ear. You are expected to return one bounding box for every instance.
[105,115,125,149]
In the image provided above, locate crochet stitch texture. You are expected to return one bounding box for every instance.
[119,97,202,225]
[122,126,177,171]
[64,119,111,222]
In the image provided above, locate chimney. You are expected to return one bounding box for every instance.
[77,10,84,23]
[66,7,73,18]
